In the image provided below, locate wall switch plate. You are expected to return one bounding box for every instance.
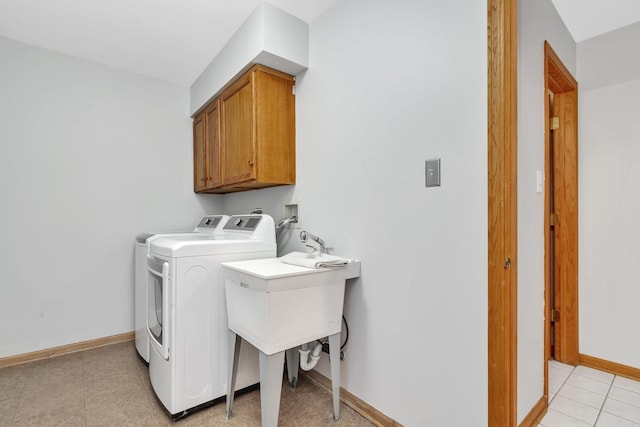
[425,158,441,187]
[536,170,543,193]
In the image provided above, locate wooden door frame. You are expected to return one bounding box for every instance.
[488,0,518,425]
[544,41,579,375]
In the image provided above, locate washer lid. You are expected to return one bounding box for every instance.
[135,214,229,244]
[136,231,222,245]
[150,236,276,258]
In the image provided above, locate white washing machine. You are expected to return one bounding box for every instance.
[147,214,276,418]
[134,215,229,362]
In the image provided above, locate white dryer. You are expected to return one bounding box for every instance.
[134,215,228,362]
[147,214,276,419]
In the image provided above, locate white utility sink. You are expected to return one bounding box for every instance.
[222,253,361,426]
[222,255,361,355]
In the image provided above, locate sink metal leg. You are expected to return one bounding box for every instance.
[259,350,285,427]
[285,348,299,388]
[225,332,241,419]
[328,332,341,421]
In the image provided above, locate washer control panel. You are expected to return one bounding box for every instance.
[224,215,262,231]
[196,216,224,229]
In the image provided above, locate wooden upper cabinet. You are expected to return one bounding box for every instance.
[204,100,221,188]
[193,112,207,192]
[193,64,295,193]
[193,100,221,192]
[221,72,255,186]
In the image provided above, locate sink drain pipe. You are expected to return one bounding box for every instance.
[299,342,323,371]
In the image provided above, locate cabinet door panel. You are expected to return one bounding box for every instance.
[221,74,255,185]
[255,69,295,184]
[193,113,206,192]
[205,100,221,188]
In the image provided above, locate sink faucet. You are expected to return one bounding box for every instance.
[299,231,332,254]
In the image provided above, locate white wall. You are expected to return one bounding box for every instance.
[577,23,640,92]
[190,3,309,115]
[221,0,488,424]
[0,36,222,358]
[577,23,640,368]
[517,0,576,421]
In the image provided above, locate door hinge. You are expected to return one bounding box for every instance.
[550,213,559,227]
[550,116,560,130]
[551,309,560,323]
[292,85,296,95]
[504,257,511,270]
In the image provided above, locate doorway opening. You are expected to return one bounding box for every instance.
[543,41,579,400]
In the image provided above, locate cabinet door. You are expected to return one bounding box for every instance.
[221,72,256,186]
[254,68,296,185]
[204,100,221,188]
[193,112,207,192]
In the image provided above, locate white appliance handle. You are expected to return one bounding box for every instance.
[147,257,170,360]
[161,260,169,355]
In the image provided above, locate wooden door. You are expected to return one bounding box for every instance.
[205,100,221,189]
[544,40,579,374]
[550,89,579,364]
[221,72,256,186]
[193,112,207,192]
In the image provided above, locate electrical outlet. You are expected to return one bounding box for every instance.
[321,343,344,360]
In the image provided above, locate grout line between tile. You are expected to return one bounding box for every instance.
[606,395,640,411]
[549,364,575,405]
[549,407,596,426]
[571,370,616,386]
[600,397,640,426]
[547,364,640,427]
[592,373,615,426]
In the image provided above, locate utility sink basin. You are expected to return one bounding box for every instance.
[222,254,361,355]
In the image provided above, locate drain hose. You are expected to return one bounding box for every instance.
[299,342,323,371]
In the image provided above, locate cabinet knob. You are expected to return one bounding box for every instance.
[248,160,254,167]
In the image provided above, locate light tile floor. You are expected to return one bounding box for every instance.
[540,360,640,426]
[0,342,373,427]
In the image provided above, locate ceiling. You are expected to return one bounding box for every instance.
[0,0,638,87]
[0,0,337,86]
[550,0,640,42]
